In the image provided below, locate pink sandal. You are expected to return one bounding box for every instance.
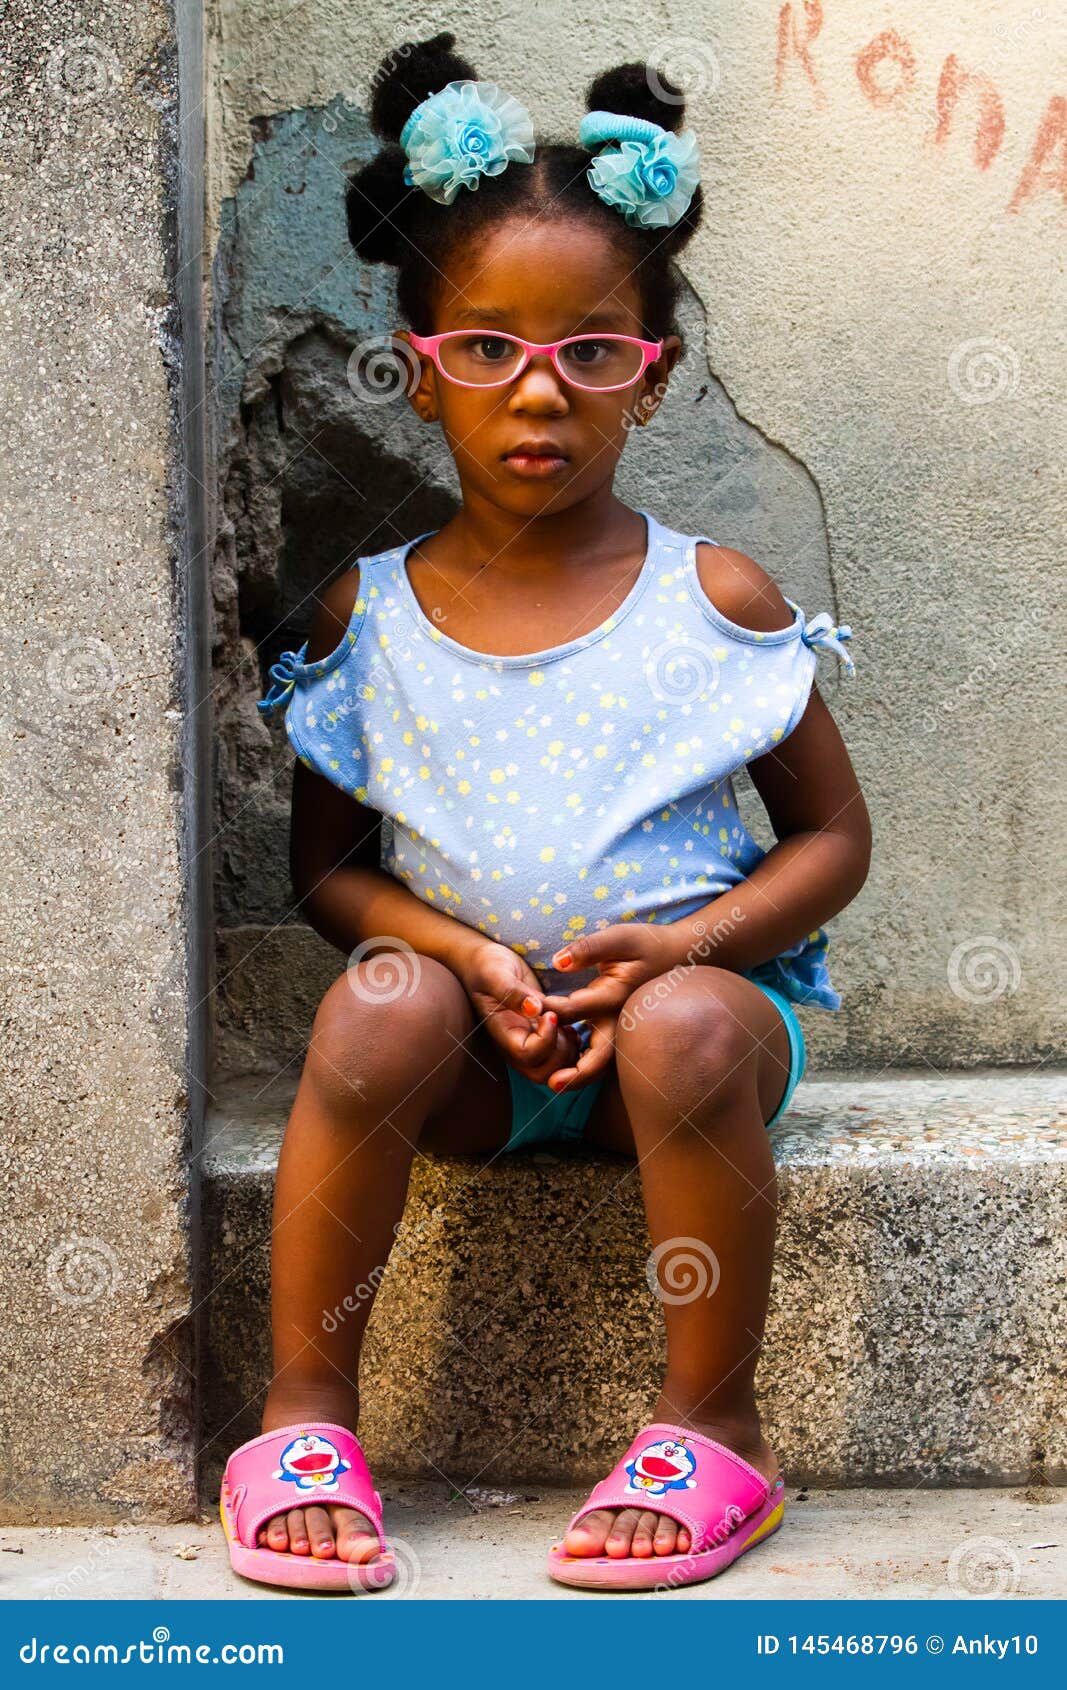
[547,1422,784,1591]
[220,1422,395,1591]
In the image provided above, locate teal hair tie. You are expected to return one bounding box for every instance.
[399,79,536,206]
[579,109,701,230]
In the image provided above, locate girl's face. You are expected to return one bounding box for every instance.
[397,216,681,518]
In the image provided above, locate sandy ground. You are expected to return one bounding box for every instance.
[1,1484,1063,1601]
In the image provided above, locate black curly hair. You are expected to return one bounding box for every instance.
[346,32,703,342]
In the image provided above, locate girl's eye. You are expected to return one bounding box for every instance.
[566,338,611,364]
[439,334,524,384]
[559,337,643,387]
[468,335,516,362]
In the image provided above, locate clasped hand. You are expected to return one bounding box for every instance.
[459,923,700,1093]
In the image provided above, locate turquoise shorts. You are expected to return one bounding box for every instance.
[503,968,807,1153]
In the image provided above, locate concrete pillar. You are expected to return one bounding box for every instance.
[0,0,208,1521]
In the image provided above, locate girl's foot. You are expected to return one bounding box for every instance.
[255,1388,380,1564]
[562,1411,779,1559]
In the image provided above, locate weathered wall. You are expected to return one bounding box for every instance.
[206,1,1066,1073]
[0,2,199,1520]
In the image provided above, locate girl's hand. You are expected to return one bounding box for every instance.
[454,941,580,1084]
[542,1010,618,1093]
[539,923,696,1025]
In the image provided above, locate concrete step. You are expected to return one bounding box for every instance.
[199,1070,1067,1495]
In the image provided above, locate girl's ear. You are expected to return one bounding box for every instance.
[637,333,683,424]
[393,330,440,423]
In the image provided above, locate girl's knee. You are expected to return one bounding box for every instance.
[304,953,469,1107]
[617,971,759,1103]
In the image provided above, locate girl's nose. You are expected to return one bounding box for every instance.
[508,357,569,410]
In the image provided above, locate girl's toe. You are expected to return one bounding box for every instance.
[286,1509,310,1554]
[303,1504,337,1559]
[330,1506,380,1564]
[630,1510,659,1557]
[265,1515,289,1551]
[653,1514,679,1556]
[563,1508,613,1556]
[605,1507,642,1558]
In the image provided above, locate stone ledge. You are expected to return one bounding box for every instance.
[200,1071,1066,1493]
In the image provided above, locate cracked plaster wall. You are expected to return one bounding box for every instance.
[207,2,1066,1075]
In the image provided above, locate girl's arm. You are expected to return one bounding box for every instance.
[540,682,870,1014]
[636,678,871,973]
[290,756,487,973]
[538,546,872,1023]
[645,543,873,968]
[289,567,489,970]
[288,573,567,1074]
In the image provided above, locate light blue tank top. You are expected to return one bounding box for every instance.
[259,510,856,1008]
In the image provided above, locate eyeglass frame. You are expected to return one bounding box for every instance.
[404,329,665,393]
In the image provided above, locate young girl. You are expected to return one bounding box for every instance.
[219,33,871,1594]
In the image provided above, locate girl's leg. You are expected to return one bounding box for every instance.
[258,955,511,1563]
[565,966,789,1560]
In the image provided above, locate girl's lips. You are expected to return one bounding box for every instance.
[502,452,569,478]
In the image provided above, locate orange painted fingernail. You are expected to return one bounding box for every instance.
[555,952,573,968]
[521,996,539,1017]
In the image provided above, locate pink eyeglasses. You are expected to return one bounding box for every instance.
[405,329,664,393]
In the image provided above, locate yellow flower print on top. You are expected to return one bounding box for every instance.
[275,514,853,1017]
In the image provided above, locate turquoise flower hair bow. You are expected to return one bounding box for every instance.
[579,111,700,230]
[399,80,536,205]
